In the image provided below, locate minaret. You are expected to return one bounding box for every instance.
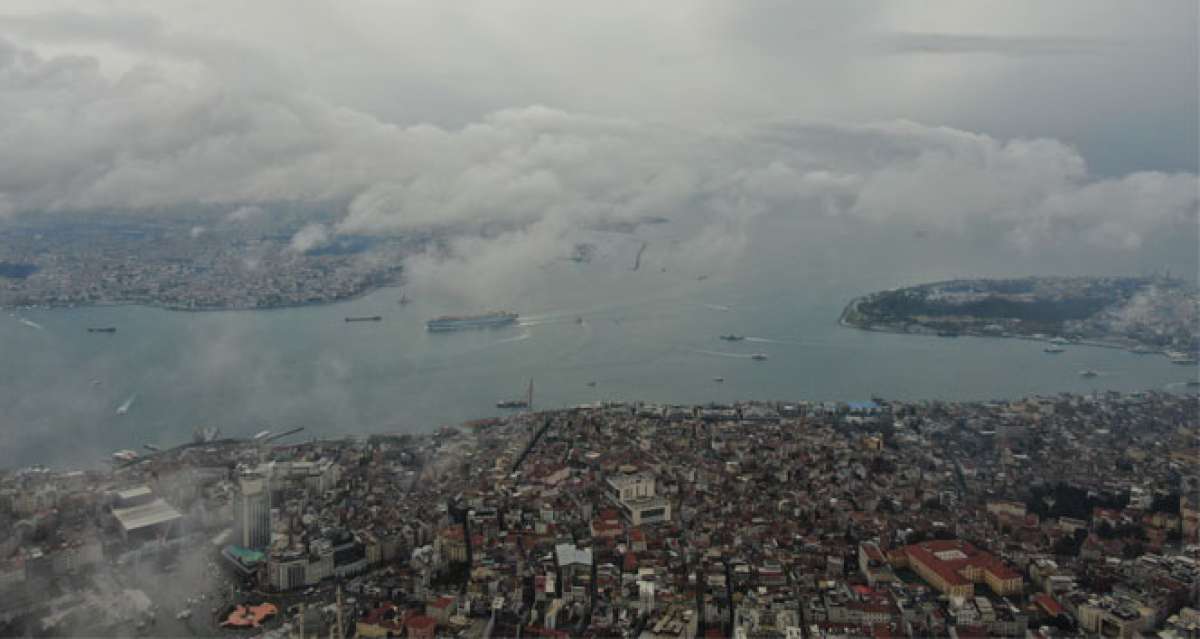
[527,378,534,410]
[334,585,344,639]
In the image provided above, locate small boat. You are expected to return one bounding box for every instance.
[398,291,410,306]
[936,330,959,338]
[1079,370,1099,378]
[116,393,137,415]
[1185,380,1199,387]
[345,316,382,322]
[87,327,117,333]
[576,317,584,325]
[586,381,596,387]
[90,379,102,386]
[496,399,528,409]
[713,376,725,383]
[1043,346,1065,354]
[719,334,745,341]
[750,353,769,361]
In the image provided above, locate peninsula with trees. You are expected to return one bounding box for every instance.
[841,276,1199,361]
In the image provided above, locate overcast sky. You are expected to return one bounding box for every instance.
[0,1,1196,283]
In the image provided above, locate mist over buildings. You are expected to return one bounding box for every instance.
[0,1,1195,297]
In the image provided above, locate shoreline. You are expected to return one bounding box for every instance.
[15,387,1199,472]
[837,294,1183,361]
[1,280,405,315]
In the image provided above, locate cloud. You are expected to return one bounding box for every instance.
[288,223,329,254]
[0,32,1194,302]
[878,33,1120,57]
[225,204,264,222]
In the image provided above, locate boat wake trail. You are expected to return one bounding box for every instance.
[692,349,754,359]
[744,336,820,346]
[492,332,532,346]
[116,393,137,415]
[16,317,44,330]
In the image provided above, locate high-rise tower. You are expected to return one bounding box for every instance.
[238,472,271,549]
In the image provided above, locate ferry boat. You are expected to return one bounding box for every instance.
[1079,369,1099,378]
[1043,346,1065,354]
[345,316,382,322]
[427,311,518,331]
[750,353,769,361]
[87,327,117,333]
[719,334,745,341]
[1166,351,1198,366]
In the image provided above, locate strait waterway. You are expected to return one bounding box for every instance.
[1,217,1195,468]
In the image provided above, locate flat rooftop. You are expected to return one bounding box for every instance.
[112,498,182,532]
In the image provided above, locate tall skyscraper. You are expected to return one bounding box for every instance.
[238,472,271,549]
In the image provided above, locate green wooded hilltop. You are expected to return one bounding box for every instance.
[841,276,1199,360]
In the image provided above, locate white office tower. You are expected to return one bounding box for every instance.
[238,472,271,549]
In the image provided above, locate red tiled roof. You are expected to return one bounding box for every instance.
[862,543,886,562]
[1033,593,1065,617]
[902,540,1021,590]
[904,543,970,587]
[406,615,437,631]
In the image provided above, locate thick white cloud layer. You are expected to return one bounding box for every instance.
[0,5,1196,294]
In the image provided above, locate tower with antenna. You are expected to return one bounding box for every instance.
[526,378,534,411]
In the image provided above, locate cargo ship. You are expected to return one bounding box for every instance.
[427,311,518,331]
[345,316,382,322]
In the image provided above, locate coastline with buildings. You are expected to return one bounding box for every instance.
[1,390,1197,637]
[0,213,417,313]
[841,276,1200,363]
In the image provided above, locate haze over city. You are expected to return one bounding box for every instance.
[0,2,1197,638]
